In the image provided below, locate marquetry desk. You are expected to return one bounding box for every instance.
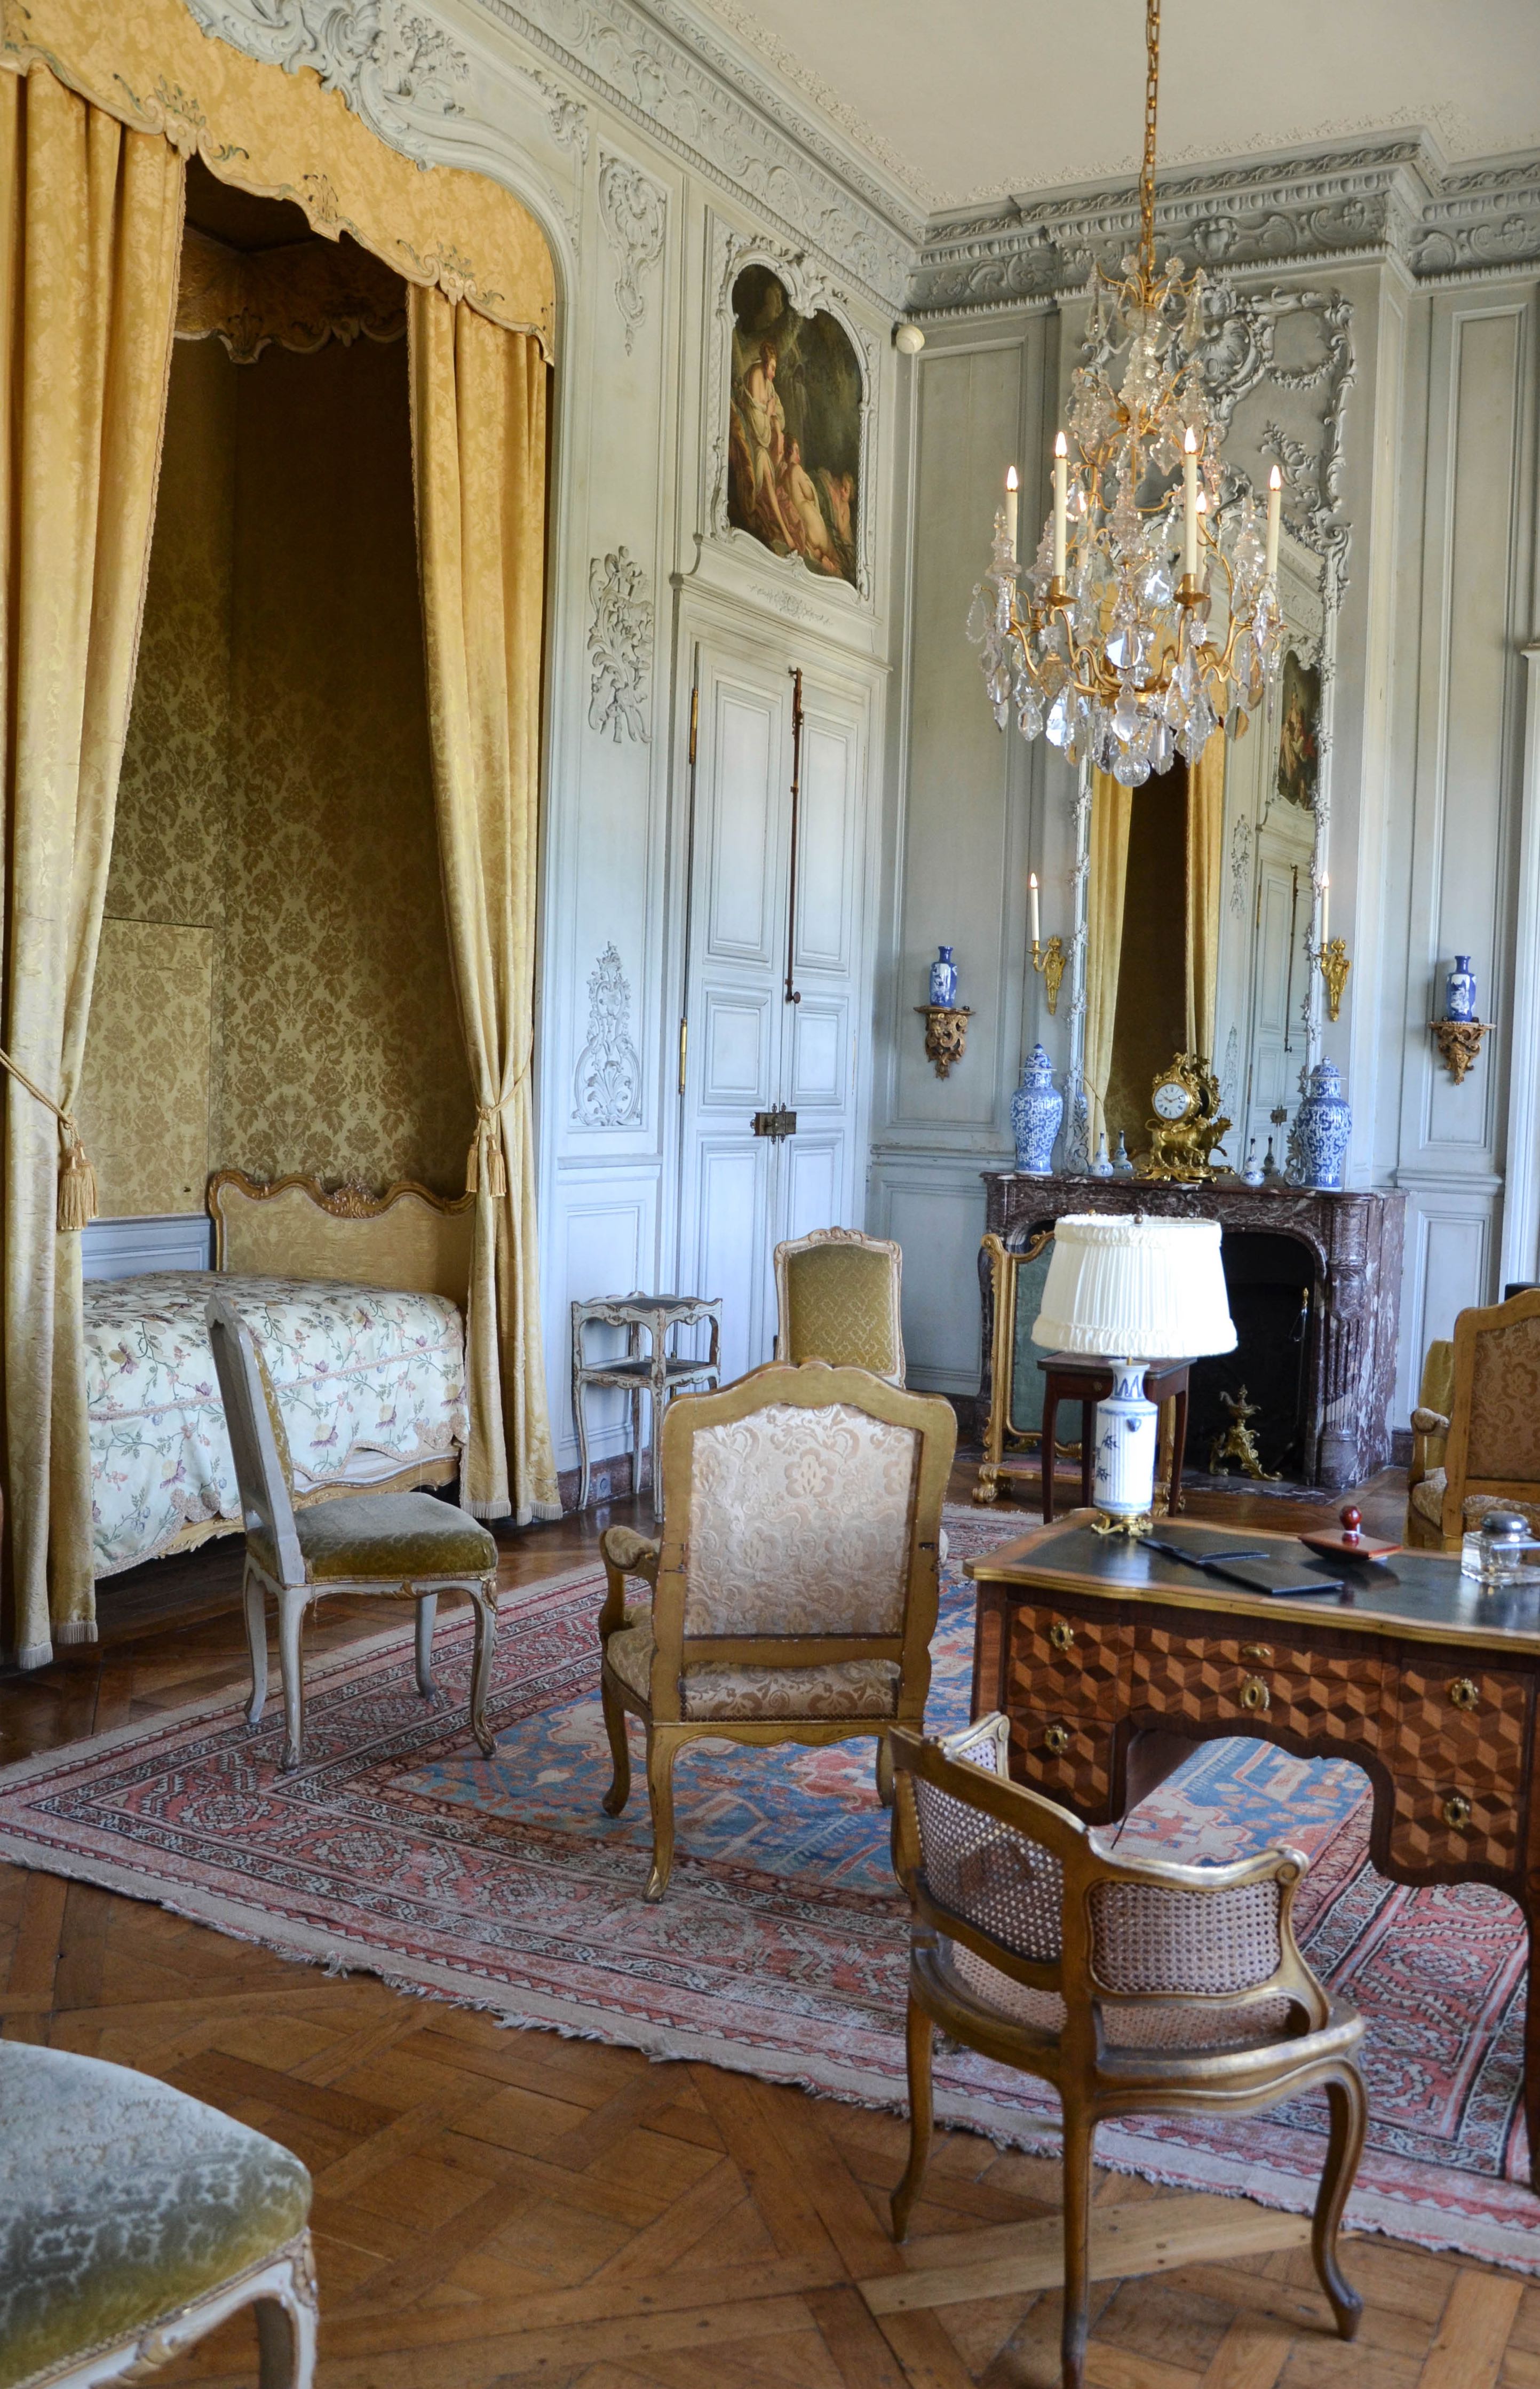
[969,1511,1540,2188]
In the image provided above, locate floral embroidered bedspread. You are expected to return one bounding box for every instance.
[86,1272,468,1579]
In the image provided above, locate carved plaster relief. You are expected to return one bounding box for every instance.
[596,150,667,352]
[586,548,653,743]
[572,944,642,1126]
[182,0,470,160]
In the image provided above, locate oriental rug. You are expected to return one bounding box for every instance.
[1,1508,1536,2272]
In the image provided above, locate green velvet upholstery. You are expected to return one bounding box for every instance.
[0,2041,311,2389]
[784,1244,899,1376]
[250,1489,497,1585]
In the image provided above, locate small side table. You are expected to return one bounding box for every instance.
[571,1293,722,1519]
[1037,1352,1191,1522]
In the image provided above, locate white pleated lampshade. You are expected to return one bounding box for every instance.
[1031,1214,1236,1360]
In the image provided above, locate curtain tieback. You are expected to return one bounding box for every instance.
[0,1046,96,1232]
[466,1104,508,1201]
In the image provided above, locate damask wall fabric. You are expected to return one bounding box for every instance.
[685,1402,918,1635]
[90,330,474,1213]
[76,921,216,1218]
[0,65,184,1669]
[86,1273,467,1578]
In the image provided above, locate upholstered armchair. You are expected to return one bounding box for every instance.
[773,1226,905,1384]
[207,1293,500,1771]
[1406,1289,1540,1551]
[890,1715,1366,2389]
[0,2040,315,2389]
[598,1359,956,1899]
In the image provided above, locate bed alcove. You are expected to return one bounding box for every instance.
[76,160,479,1592]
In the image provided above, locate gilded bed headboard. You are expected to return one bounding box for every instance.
[207,1172,475,1306]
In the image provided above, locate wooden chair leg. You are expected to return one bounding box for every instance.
[1312,2067,1366,2339]
[1060,2100,1096,2389]
[277,1592,306,1773]
[255,2235,318,2389]
[414,1593,439,1697]
[644,1727,680,1901]
[600,1672,632,1815]
[466,1580,498,1757]
[890,1994,934,2242]
[875,1731,895,1808]
[243,1564,268,1728]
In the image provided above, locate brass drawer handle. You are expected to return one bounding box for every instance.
[1442,1793,1472,1831]
[1044,1724,1071,1757]
[1240,1644,1273,1664]
[1239,1675,1271,1715]
[1448,1677,1480,1712]
[1049,1621,1075,1654]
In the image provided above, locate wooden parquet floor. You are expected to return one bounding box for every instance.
[2,1463,1533,2388]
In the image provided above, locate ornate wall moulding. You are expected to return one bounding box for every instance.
[597,149,667,352]
[573,943,643,1127]
[586,547,653,743]
[182,0,472,163]
[703,219,878,609]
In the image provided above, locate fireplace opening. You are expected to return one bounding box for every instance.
[1188,1231,1315,1483]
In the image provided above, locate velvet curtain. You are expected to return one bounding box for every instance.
[1185,729,1227,1060]
[408,287,560,1526]
[0,65,182,1665]
[1083,769,1132,1150]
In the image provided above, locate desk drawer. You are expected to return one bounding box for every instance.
[1384,1661,1531,1877]
[1129,1628,1383,1747]
[1007,1711,1118,1819]
[1003,1607,1130,1721]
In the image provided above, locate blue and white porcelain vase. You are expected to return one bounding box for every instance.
[928,945,958,1007]
[1011,1044,1062,1176]
[1112,1132,1136,1177]
[1292,1058,1352,1190]
[1089,1134,1113,1178]
[1445,955,1478,1023]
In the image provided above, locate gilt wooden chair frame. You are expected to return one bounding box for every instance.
[890,1717,1367,2389]
[1407,1285,1540,1551]
[597,1359,956,1900]
[772,1225,906,1384]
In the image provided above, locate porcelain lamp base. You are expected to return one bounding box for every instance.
[1091,1360,1159,1524]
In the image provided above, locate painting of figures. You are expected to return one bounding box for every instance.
[1275,648,1321,811]
[726,264,861,586]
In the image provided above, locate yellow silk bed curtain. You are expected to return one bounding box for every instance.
[1083,769,1132,1150]
[409,288,559,1526]
[0,65,182,1666]
[1184,729,1227,1059]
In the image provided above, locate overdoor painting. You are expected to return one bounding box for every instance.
[726,264,861,586]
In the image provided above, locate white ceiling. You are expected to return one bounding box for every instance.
[693,0,1540,212]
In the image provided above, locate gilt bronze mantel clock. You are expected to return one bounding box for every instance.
[1140,1052,1232,1184]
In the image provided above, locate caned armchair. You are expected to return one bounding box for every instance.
[598,1360,956,1899]
[0,2041,316,2389]
[891,1716,1366,2389]
[207,1294,500,1771]
[773,1226,906,1384]
[1406,1288,1540,1551]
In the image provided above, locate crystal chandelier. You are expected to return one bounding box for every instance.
[968,0,1285,785]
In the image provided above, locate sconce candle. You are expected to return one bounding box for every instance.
[1320,876,1330,950]
[1004,465,1019,561]
[1051,436,1068,580]
[1029,871,1041,947]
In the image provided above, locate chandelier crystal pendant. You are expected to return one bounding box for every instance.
[967,0,1285,785]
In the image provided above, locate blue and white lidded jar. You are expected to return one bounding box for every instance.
[1292,1058,1352,1190]
[1444,955,1478,1023]
[1011,1044,1063,1176]
[928,945,958,1006]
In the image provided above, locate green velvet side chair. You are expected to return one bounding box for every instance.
[772,1226,906,1384]
[206,1293,500,1772]
[0,2038,316,2389]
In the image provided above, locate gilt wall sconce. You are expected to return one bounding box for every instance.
[1315,878,1350,1022]
[1027,873,1065,1014]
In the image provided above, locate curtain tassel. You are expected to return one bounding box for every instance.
[466,1106,507,1202]
[57,1124,98,1233]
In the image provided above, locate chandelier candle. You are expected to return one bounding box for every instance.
[1052,434,1068,579]
[1182,426,1199,580]
[1004,464,1019,561]
[1266,464,1282,576]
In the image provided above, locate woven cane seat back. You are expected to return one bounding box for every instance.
[913,1776,1063,1967]
[1087,1878,1283,1996]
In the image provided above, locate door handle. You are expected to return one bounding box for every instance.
[752,1108,797,1140]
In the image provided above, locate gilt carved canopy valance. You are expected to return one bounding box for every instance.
[0,0,556,360]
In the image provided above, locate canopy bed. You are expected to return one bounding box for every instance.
[0,0,561,1668]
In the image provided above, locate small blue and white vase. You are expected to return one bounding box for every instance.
[1011,1044,1063,1176]
[928,945,958,1007]
[1445,955,1478,1023]
[1242,1138,1265,1187]
[1292,1058,1352,1190]
[1112,1132,1136,1177]
[1089,1134,1113,1178]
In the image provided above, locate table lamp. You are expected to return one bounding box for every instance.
[1032,1214,1236,1531]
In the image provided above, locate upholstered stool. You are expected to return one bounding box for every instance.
[0,2041,315,2389]
[1037,1352,1191,1521]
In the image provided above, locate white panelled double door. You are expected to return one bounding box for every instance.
[675,636,869,1387]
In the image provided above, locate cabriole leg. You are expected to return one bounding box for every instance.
[1060,2101,1096,2389]
[1312,2068,1366,2338]
[243,1564,268,1728]
[255,2234,319,2389]
[414,1592,438,1697]
[278,1592,306,1773]
[890,1996,933,2242]
[644,1727,680,1900]
[467,1580,498,1757]
[601,1672,632,1815]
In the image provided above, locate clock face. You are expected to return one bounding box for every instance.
[1153,1078,1194,1122]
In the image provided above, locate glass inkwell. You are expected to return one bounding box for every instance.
[1460,1510,1540,1588]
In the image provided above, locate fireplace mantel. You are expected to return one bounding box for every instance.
[980,1174,1407,1489]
